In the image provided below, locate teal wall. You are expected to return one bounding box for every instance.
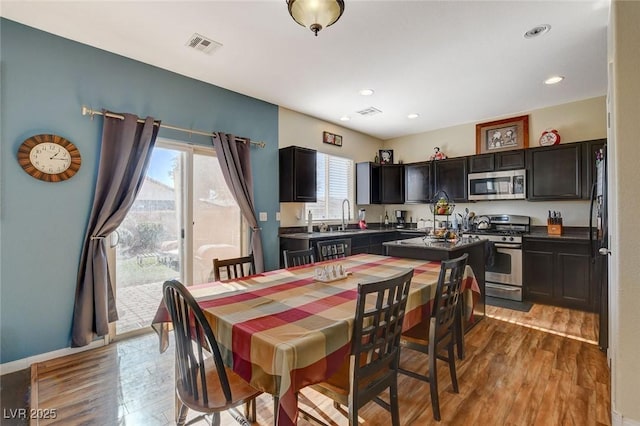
[0,19,280,363]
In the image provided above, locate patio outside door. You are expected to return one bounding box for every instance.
[109,140,243,337]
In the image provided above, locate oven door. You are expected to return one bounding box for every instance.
[485,243,522,286]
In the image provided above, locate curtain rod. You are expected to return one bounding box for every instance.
[80,106,266,148]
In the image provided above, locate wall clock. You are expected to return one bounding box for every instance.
[539,129,561,146]
[17,134,81,182]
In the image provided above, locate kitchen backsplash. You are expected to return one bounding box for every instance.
[280,199,590,228]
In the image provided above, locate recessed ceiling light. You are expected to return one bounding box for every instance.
[359,89,375,96]
[524,24,551,39]
[407,113,420,119]
[544,75,565,85]
[339,115,350,121]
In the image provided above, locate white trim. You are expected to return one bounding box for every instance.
[0,338,106,375]
[612,409,640,426]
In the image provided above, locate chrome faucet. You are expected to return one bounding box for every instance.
[341,199,351,231]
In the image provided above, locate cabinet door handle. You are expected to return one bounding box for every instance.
[599,247,611,256]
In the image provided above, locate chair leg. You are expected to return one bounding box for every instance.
[448,343,459,393]
[390,377,400,426]
[244,398,256,422]
[176,400,189,426]
[429,350,441,421]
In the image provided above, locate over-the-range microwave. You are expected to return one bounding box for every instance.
[468,169,526,200]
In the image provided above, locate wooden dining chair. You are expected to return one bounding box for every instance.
[304,269,414,426]
[162,279,262,426]
[316,239,352,261]
[283,248,315,268]
[398,253,468,421]
[209,254,255,281]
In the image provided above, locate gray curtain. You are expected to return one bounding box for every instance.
[71,112,160,347]
[212,133,264,273]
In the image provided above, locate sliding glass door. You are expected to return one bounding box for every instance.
[111,140,244,337]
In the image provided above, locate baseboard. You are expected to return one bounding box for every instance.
[0,338,106,375]
[612,409,640,426]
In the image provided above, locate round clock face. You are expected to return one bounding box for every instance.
[17,134,81,182]
[539,130,560,146]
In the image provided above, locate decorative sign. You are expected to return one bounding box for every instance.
[323,131,342,147]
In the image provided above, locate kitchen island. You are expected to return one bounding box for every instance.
[384,237,486,345]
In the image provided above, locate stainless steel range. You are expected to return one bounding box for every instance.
[464,214,530,301]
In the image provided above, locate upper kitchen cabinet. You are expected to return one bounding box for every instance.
[404,161,433,204]
[380,164,405,204]
[527,143,582,200]
[469,150,525,173]
[356,162,381,205]
[433,157,468,202]
[581,138,607,200]
[279,146,317,202]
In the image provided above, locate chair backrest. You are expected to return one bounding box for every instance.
[163,279,233,405]
[316,239,352,261]
[430,254,468,348]
[283,248,315,268]
[350,269,414,404]
[211,254,255,281]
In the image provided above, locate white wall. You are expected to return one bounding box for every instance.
[383,96,607,227]
[611,1,640,423]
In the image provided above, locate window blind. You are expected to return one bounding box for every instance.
[307,153,354,221]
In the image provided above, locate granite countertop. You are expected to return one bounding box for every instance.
[280,227,424,239]
[525,226,592,241]
[383,237,485,251]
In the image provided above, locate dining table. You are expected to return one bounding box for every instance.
[151,253,480,426]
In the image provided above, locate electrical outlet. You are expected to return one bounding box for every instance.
[276,212,281,221]
[259,212,268,222]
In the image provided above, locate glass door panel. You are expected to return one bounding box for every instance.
[192,152,242,284]
[114,147,183,336]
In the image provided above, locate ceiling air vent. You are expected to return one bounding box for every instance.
[186,33,222,54]
[356,106,382,117]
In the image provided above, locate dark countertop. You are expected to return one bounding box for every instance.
[280,228,425,240]
[525,226,592,241]
[383,237,486,251]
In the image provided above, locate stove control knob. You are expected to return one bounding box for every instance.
[501,236,507,241]
[509,236,514,242]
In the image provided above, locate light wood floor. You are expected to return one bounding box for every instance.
[29,305,610,426]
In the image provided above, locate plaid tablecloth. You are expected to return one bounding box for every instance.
[151,253,480,425]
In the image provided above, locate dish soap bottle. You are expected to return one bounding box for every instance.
[307,210,313,233]
[384,211,389,228]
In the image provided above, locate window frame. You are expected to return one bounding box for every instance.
[305,151,355,223]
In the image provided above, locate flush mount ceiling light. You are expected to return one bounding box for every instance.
[544,75,565,85]
[339,115,350,121]
[407,113,420,119]
[359,88,375,96]
[524,24,551,39]
[287,0,345,37]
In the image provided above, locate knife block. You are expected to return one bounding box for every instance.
[547,224,563,235]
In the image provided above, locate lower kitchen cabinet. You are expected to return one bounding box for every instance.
[523,237,594,311]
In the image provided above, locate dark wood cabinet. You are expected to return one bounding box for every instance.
[404,162,433,203]
[380,164,405,204]
[433,158,468,202]
[356,162,381,205]
[527,144,582,200]
[279,146,317,202]
[524,237,594,311]
[468,150,525,173]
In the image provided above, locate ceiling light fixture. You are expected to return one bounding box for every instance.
[407,113,420,119]
[359,88,374,96]
[544,75,565,85]
[524,24,551,39]
[339,116,350,121]
[287,0,345,37]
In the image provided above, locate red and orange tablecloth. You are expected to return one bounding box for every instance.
[152,253,480,425]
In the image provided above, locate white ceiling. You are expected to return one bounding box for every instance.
[1,0,609,140]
